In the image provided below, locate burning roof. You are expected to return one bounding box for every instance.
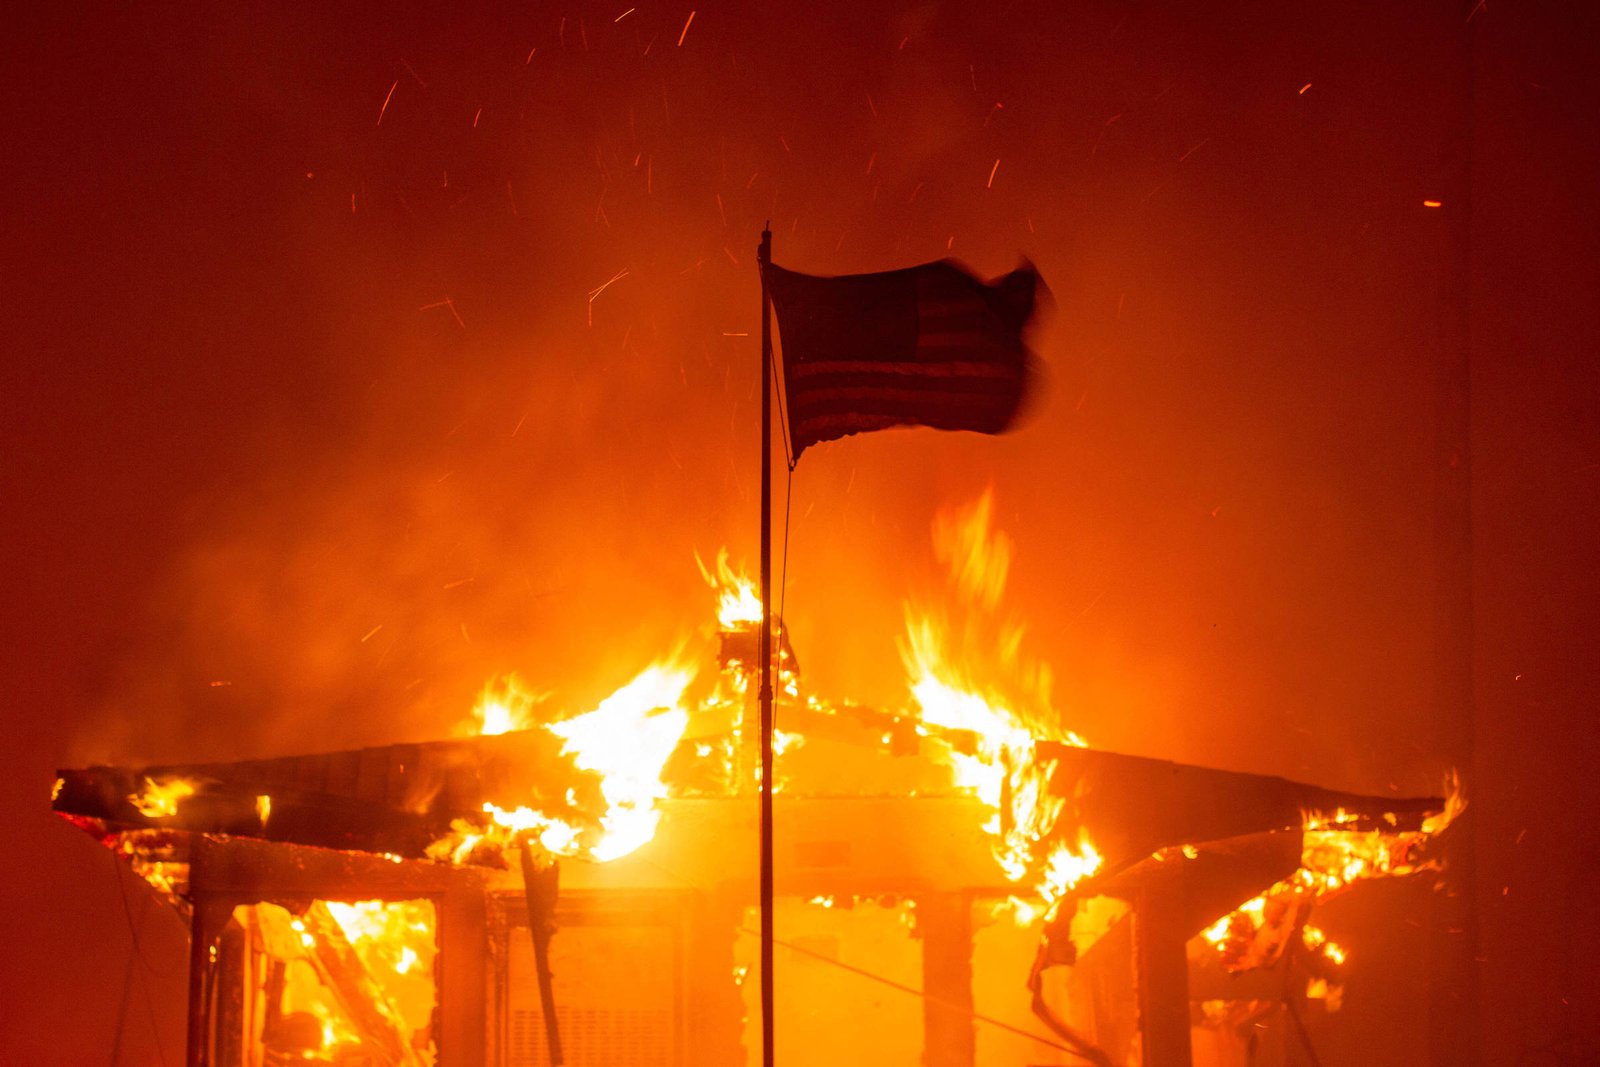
[50,492,1461,1065]
[52,736,1442,882]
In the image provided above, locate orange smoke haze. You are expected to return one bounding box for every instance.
[28,4,1447,803]
[13,2,1600,1064]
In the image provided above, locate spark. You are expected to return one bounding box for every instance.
[361,625,382,642]
[987,158,1000,188]
[588,269,631,325]
[1299,82,1313,94]
[376,80,398,126]
[420,297,466,329]
[677,10,696,47]
[615,7,635,22]
[473,107,483,128]
[1423,199,1443,208]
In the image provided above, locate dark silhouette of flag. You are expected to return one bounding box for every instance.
[765,259,1042,457]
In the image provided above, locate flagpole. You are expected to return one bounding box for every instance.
[756,224,776,1067]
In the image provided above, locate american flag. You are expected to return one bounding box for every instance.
[765,259,1043,458]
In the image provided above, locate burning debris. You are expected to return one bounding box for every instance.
[53,494,1457,1066]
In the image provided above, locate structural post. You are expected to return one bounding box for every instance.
[1133,879,1194,1067]
[185,895,220,1067]
[920,892,976,1067]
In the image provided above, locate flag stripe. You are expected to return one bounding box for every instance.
[793,390,1017,428]
[915,332,1012,349]
[788,376,1022,409]
[785,360,1019,381]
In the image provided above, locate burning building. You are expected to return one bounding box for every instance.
[51,498,1457,1067]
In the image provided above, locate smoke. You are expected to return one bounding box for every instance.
[70,1,1451,807]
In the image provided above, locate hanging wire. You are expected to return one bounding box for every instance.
[778,463,794,629]
[763,276,797,626]
[766,305,796,473]
[623,833,1081,1058]
[734,927,1092,1060]
[109,850,172,1066]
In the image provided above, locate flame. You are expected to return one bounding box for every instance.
[469,676,542,736]
[129,776,195,818]
[1421,770,1466,836]
[1301,923,1347,966]
[240,900,436,1064]
[901,490,1092,916]
[433,658,695,866]
[549,660,694,861]
[1200,782,1458,974]
[931,488,1011,611]
[699,547,762,630]
[325,898,438,984]
[1040,833,1103,903]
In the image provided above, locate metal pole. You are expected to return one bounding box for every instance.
[757,224,775,1067]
